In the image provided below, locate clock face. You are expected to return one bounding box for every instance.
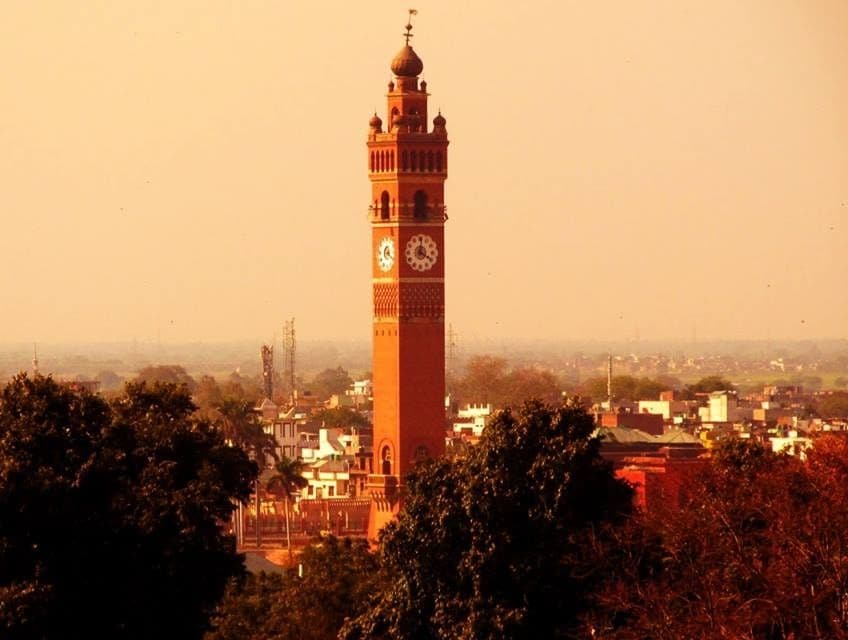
[377,237,395,271]
[405,234,438,271]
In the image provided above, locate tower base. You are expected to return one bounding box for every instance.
[366,474,402,544]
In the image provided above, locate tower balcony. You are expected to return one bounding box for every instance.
[369,203,447,223]
[366,474,401,508]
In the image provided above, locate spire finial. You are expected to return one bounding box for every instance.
[404,9,418,45]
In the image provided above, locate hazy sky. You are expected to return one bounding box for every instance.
[1,1,846,344]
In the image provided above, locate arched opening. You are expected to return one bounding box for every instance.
[381,446,392,475]
[427,151,434,172]
[370,151,375,172]
[390,150,395,172]
[380,151,385,172]
[380,191,390,220]
[413,190,428,220]
[436,151,443,172]
[402,150,408,172]
[390,107,400,129]
[418,151,425,172]
[410,150,417,172]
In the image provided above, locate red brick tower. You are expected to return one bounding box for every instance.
[366,18,449,539]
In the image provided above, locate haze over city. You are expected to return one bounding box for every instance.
[1,0,846,345]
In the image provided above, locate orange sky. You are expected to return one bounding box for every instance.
[1,1,845,344]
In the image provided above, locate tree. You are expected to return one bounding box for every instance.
[686,375,733,394]
[215,398,278,548]
[193,374,224,422]
[135,364,197,392]
[266,457,309,560]
[341,399,634,640]
[0,375,256,639]
[95,369,124,391]
[581,375,666,403]
[454,355,509,407]
[590,437,848,639]
[206,536,381,640]
[313,406,369,429]
[307,367,354,400]
[815,391,848,418]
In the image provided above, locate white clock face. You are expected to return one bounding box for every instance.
[405,234,438,271]
[377,237,395,271]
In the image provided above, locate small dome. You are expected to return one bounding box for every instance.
[391,45,424,77]
[369,113,383,128]
[433,112,446,127]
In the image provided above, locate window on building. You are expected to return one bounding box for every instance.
[381,446,392,475]
[380,191,390,220]
[413,190,428,220]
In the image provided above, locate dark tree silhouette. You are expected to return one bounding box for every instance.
[0,375,256,639]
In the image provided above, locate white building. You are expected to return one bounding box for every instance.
[452,404,492,438]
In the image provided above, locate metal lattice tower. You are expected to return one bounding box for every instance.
[283,318,296,407]
[260,344,274,400]
[446,323,458,377]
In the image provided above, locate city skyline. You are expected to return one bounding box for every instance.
[1,1,846,344]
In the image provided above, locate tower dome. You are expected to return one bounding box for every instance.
[390,45,423,77]
[369,113,383,129]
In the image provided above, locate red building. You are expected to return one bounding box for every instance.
[366,20,449,539]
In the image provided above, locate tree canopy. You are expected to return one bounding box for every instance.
[307,367,354,400]
[588,437,848,639]
[581,374,667,403]
[135,364,197,392]
[206,536,380,640]
[686,374,734,394]
[341,399,633,640]
[0,375,256,639]
[313,406,370,429]
[452,356,562,409]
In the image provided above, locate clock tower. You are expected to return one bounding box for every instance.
[367,17,449,538]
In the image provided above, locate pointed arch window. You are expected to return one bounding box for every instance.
[413,190,428,220]
[381,446,392,475]
[380,191,390,220]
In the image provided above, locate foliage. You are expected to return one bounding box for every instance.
[686,374,734,394]
[307,367,354,400]
[814,391,848,418]
[314,406,369,429]
[0,375,256,639]
[581,375,667,403]
[95,369,124,391]
[341,399,633,640]
[266,456,309,559]
[214,397,277,463]
[590,437,848,639]
[266,456,308,501]
[135,364,197,392]
[206,537,381,640]
[453,356,562,409]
